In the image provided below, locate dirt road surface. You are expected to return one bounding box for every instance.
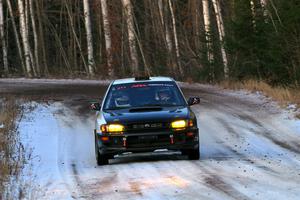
[1,79,300,200]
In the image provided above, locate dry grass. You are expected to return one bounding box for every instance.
[220,80,300,112]
[0,97,26,199]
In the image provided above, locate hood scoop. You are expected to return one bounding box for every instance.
[129,107,162,112]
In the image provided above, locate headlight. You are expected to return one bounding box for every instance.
[171,120,187,129]
[101,124,124,133]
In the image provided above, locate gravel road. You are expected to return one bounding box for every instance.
[1,79,300,200]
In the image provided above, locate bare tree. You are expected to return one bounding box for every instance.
[0,0,8,75]
[212,0,229,79]
[64,0,88,75]
[35,0,48,75]
[83,0,95,76]
[250,0,257,29]
[29,0,40,76]
[158,0,164,27]
[259,0,280,33]
[158,0,172,54]
[158,0,175,74]
[121,0,139,75]
[260,0,268,17]
[100,0,114,77]
[25,0,36,76]
[131,9,150,75]
[190,0,200,50]
[202,0,214,64]
[6,0,25,73]
[168,0,183,76]
[269,0,282,26]
[18,0,33,77]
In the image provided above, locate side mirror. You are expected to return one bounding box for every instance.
[188,97,200,106]
[90,102,101,111]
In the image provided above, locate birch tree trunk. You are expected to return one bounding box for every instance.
[83,0,95,76]
[212,0,229,79]
[121,0,139,75]
[269,0,282,26]
[250,0,257,29]
[260,0,268,18]
[0,0,8,74]
[259,0,278,33]
[29,0,40,76]
[25,0,36,76]
[168,0,183,77]
[35,0,48,75]
[100,0,114,77]
[158,0,172,58]
[259,0,280,33]
[18,0,32,77]
[25,0,29,37]
[6,0,25,73]
[158,0,174,74]
[158,0,164,27]
[202,0,214,64]
[191,0,200,50]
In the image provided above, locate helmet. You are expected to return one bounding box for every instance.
[156,89,172,101]
[115,94,130,107]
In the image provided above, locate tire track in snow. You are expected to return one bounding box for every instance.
[236,113,300,155]
[187,90,300,198]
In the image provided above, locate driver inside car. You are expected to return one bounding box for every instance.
[155,89,174,104]
[114,92,131,107]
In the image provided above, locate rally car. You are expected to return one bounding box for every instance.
[91,76,200,165]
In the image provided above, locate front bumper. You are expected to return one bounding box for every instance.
[95,128,199,155]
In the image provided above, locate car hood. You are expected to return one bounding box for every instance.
[102,106,190,124]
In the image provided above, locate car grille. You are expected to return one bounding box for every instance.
[127,134,170,148]
[126,122,170,133]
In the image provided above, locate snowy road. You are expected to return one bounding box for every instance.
[2,79,300,199]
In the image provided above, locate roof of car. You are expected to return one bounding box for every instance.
[112,76,175,85]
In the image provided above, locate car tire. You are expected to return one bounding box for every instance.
[96,152,109,165]
[187,148,200,160]
[95,135,109,165]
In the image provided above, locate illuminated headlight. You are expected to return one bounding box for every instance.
[171,120,187,129]
[101,124,124,134]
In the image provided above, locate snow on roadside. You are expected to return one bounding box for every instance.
[180,81,300,132]
[19,102,76,199]
[19,101,96,199]
[218,86,300,135]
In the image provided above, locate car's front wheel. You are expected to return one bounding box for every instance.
[95,135,109,165]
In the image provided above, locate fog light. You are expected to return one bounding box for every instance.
[108,124,124,132]
[101,124,124,133]
[171,120,187,129]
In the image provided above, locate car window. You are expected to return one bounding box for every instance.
[103,81,186,110]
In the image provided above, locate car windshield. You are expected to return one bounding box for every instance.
[103,81,186,110]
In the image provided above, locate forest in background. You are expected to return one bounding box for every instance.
[0,0,299,85]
